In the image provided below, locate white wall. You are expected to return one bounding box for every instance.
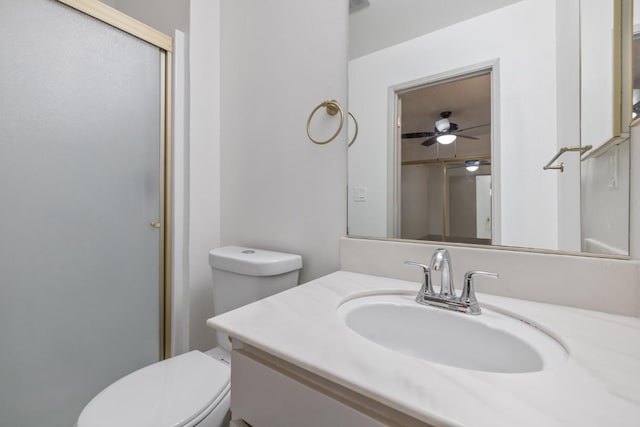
[581,140,630,255]
[348,0,562,250]
[348,0,522,59]
[189,0,221,351]
[171,30,189,355]
[218,0,348,287]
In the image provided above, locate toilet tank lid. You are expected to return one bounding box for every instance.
[209,246,302,276]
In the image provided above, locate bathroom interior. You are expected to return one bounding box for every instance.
[1,0,639,426]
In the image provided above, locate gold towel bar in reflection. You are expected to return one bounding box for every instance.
[543,145,593,172]
[348,112,359,147]
[307,100,344,145]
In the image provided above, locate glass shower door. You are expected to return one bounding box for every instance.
[0,1,165,425]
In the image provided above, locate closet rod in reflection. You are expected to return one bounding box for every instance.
[402,154,490,166]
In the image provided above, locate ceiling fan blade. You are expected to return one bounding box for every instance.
[402,131,435,139]
[456,123,490,133]
[456,135,480,140]
[421,137,438,147]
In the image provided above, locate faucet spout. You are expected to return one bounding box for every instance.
[431,248,455,298]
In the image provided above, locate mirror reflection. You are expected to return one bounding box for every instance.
[347,0,631,256]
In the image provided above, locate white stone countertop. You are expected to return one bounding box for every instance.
[207,271,640,426]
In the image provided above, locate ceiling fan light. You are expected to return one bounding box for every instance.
[435,118,451,132]
[437,134,457,145]
[465,160,480,172]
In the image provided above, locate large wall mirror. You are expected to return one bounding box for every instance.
[347,0,632,256]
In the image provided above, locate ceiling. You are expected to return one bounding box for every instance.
[400,73,491,135]
[399,72,491,160]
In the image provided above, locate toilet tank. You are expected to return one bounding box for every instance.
[209,246,302,350]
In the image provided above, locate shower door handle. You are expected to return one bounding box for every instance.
[149,221,161,228]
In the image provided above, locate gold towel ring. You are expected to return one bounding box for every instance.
[347,112,359,147]
[307,100,344,145]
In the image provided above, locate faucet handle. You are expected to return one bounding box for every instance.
[459,271,498,315]
[404,261,435,298]
[464,271,499,280]
[404,261,429,270]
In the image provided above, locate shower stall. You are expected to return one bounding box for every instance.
[0,1,172,425]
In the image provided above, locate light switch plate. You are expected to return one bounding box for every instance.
[353,186,367,202]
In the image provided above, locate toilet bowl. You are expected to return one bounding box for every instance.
[77,246,302,427]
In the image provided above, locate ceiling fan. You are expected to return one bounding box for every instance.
[401,111,489,147]
[447,159,492,172]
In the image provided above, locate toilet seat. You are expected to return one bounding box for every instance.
[77,351,230,427]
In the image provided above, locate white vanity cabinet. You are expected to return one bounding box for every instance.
[229,343,427,427]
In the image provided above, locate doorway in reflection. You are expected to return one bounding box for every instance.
[398,71,492,244]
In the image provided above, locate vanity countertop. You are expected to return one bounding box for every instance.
[207,271,640,426]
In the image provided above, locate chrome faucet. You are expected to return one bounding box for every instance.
[405,248,498,315]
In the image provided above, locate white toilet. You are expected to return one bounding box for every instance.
[77,246,302,427]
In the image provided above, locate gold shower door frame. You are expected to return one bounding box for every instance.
[56,0,174,359]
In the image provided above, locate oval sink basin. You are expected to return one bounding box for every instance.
[337,294,567,373]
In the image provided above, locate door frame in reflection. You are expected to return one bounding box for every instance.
[390,62,497,243]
